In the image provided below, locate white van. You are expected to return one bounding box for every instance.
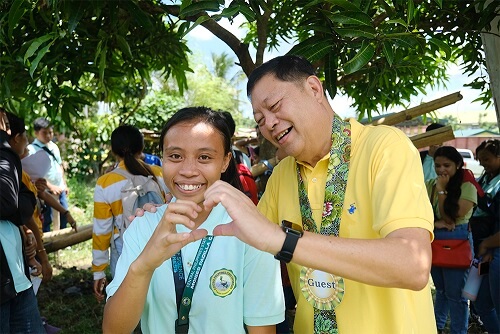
[457,148,484,178]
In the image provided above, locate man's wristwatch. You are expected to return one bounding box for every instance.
[274,220,303,263]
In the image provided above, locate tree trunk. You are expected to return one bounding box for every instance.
[480,0,500,130]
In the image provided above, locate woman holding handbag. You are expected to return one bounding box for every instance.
[470,139,500,333]
[425,146,478,334]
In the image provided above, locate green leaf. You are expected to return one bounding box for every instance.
[218,5,240,19]
[116,35,133,58]
[237,3,256,22]
[324,53,338,99]
[29,41,52,78]
[407,0,415,24]
[385,19,408,28]
[344,42,375,74]
[24,34,54,63]
[121,0,153,30]
[180,16,211,38]
[61,100,73,126]
[327,11,372,26]
[334,26,376,39]
[323,0,361,11]
[429,37,451,60]
[99,46,107,83]
[433,0,443,8]
[288,37,332,63]
[382,41,394,66]
[67,1,87,33]
[180,1,221,17]
[8,0,27,38]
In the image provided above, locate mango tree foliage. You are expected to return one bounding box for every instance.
[2,0,498,123]
[167,0,498,118]
[0,0,190,121]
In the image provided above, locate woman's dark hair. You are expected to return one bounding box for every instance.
[159,107,243,192]
[434,146,464,220]
[476,139,500,159]
[247,55,316,98]
[111,125,157,180]
[5,112,26,138]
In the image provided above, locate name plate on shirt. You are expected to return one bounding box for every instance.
[300,267,344,310]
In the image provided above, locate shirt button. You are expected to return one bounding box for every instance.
[312,178,317,183]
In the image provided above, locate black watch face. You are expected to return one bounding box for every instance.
[282,220,303,236]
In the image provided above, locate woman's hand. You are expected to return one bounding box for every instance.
[135,200,208,274]
[436,174,450,192]
[94,277,107,303]
[434,219,455,231]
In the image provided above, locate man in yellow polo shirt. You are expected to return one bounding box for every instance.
[204,55,437,333]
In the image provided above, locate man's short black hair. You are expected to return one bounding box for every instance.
[247,55,316,98]
[33,117,52,131]
[425,123,444,132]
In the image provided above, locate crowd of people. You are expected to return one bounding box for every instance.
[0,55,499,333]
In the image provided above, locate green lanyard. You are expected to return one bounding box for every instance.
[171,236,214,333]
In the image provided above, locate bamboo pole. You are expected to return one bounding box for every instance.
[410,125,455,149]
[370,92,463,126]
[43,224,93,253]
[251,157,279,178]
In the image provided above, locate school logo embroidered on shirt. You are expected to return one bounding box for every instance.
[209,268,236,298]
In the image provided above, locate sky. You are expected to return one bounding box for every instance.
[185,15,497,125]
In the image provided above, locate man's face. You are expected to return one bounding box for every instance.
[35,127,53,144]
[250,74,331,165]
[428,143,442,156]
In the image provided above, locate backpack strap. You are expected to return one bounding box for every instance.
[32,143,58,162]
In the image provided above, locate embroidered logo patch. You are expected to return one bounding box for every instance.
[209,268,236,298]
[348,203,356,214]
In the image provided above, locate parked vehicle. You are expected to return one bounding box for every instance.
[457,148,484,178]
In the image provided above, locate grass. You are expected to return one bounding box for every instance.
[37,240,106,333]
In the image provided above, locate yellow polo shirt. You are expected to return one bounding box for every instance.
[258,119,436,333]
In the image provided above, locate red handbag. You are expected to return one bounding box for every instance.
[431,239,472,269]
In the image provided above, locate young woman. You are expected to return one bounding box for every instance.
[471,139,500,333]
[103,107,284,333]
[425,146,477,334]
[92,125,167,303]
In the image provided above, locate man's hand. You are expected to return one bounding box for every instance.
[204,181,278,253]
[49,184,64,195]
[128,193,173,222]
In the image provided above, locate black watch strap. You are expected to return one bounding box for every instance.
[274,220,303,263]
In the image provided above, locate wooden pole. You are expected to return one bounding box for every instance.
[410,125,455,149]
[370,92,463,126]
[251,157,279,178]
[43,224,93,253]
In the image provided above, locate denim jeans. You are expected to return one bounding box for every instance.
[473,247,500,333]
[432,224,470,334]
[0,287,45,333]
[43,191,68,232]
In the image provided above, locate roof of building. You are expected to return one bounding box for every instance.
[453,128,500,138]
